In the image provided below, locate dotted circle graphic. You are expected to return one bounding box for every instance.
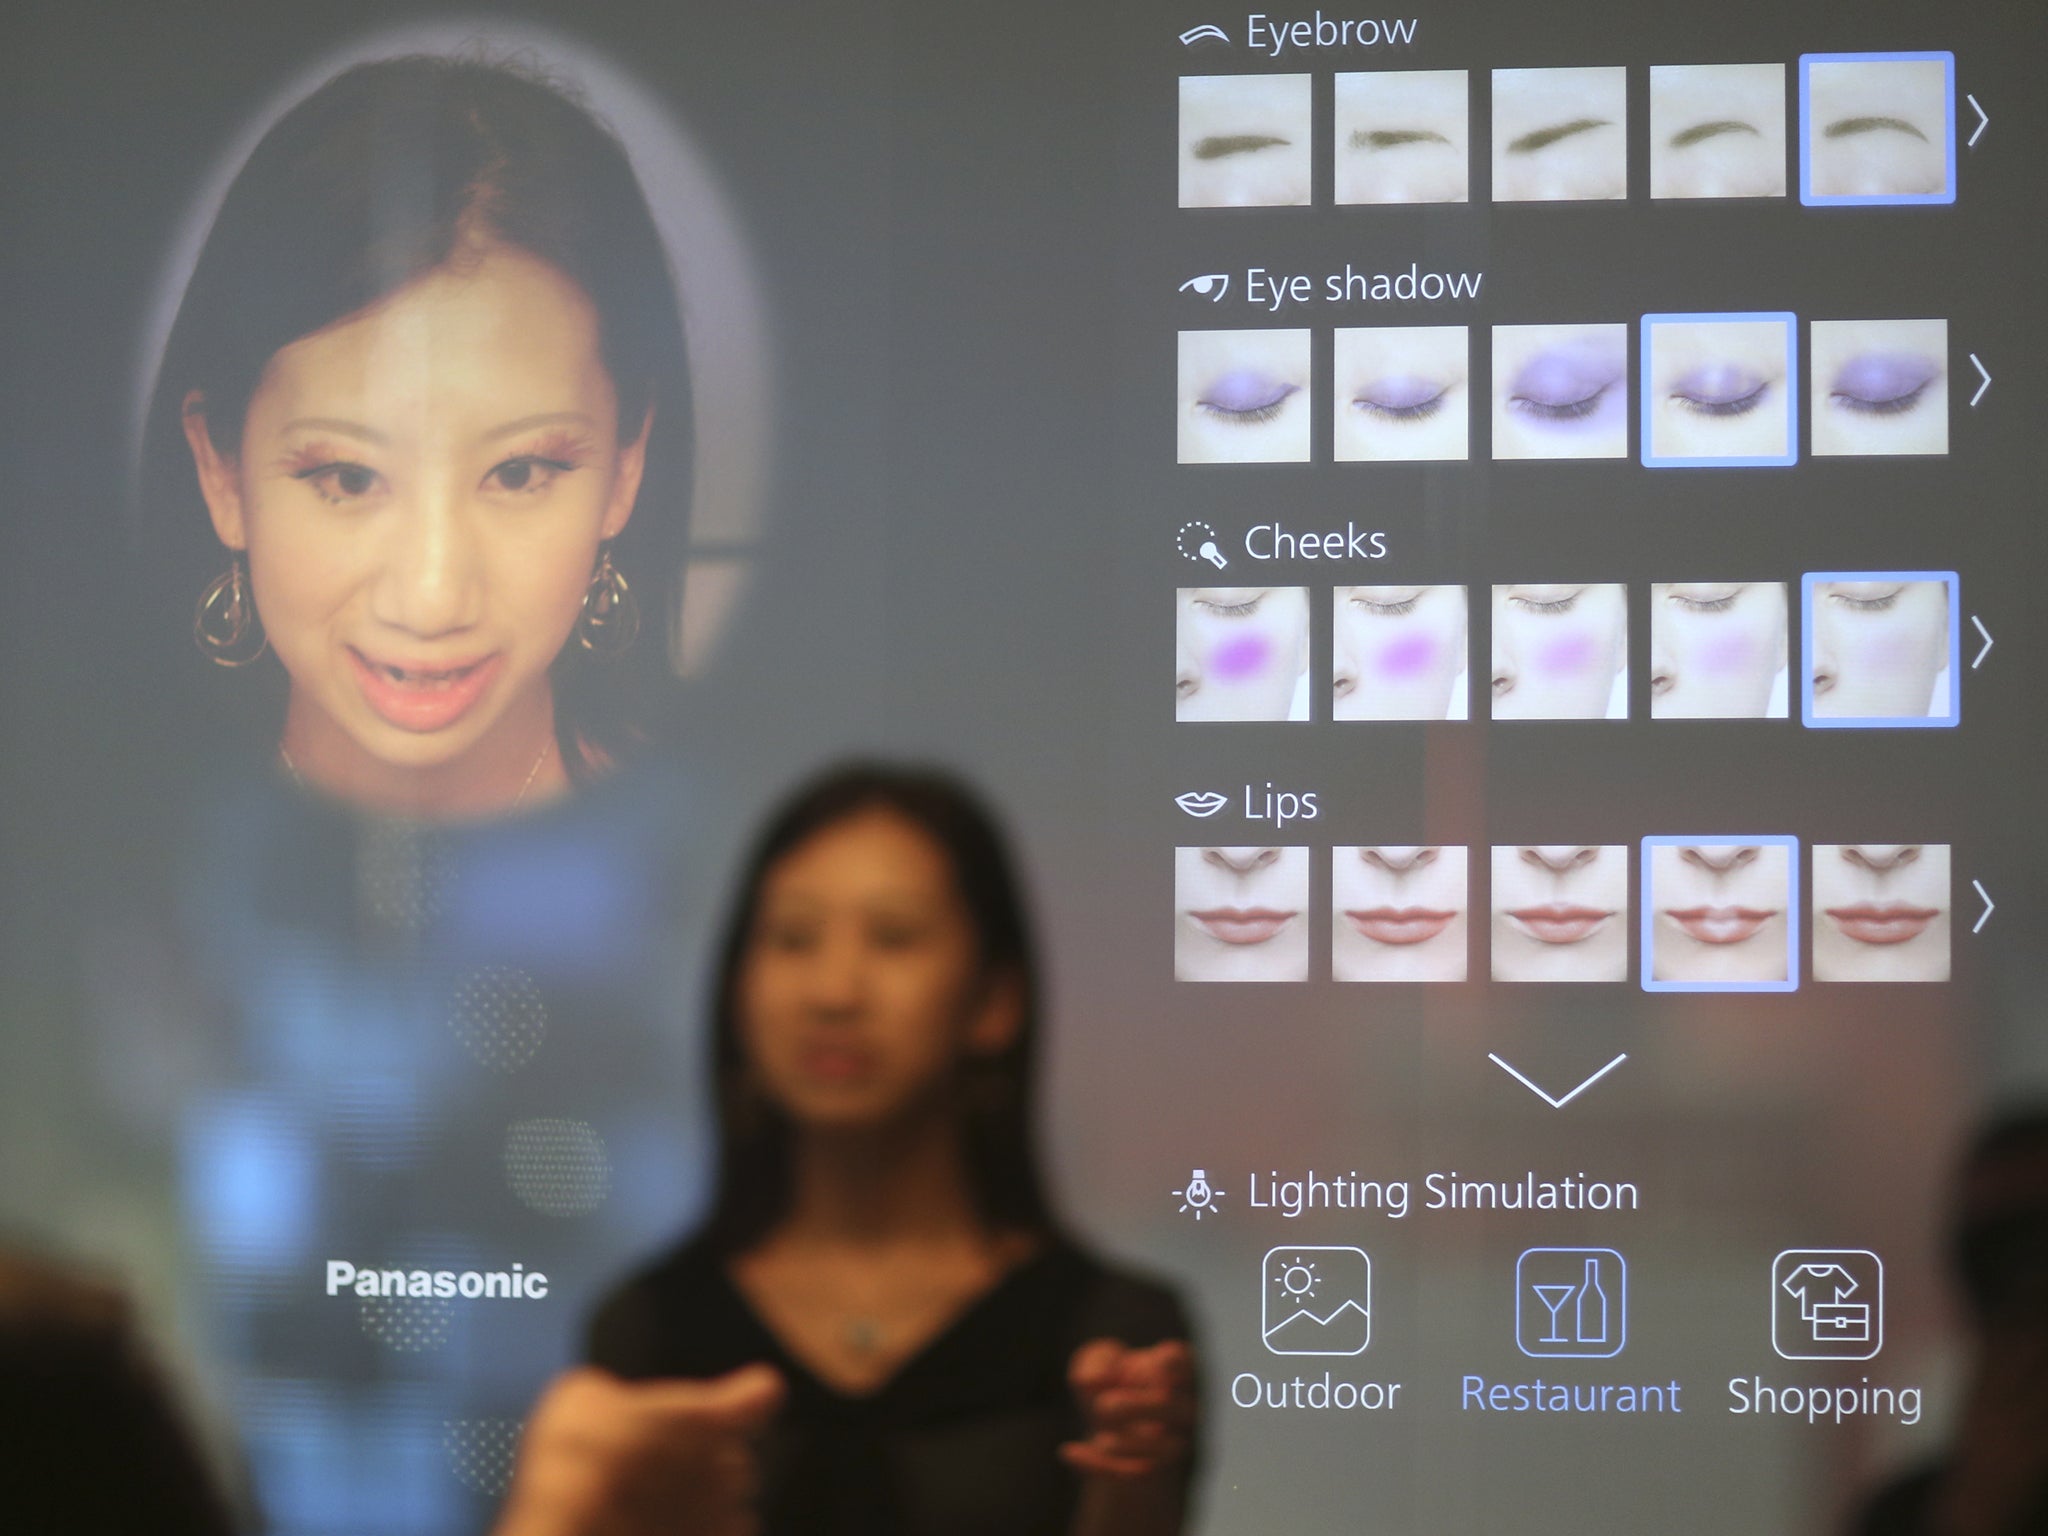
[358,1291,454,1353]
[357,820,453,932]
[504,1118,611,1217]
[448,967,549,1073]
[445,1418,523,1498]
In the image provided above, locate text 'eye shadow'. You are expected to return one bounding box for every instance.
[1670,119,1760,148]
[1353,128,1452,150]
[1507,117,1611,154]
[1823,115,1927,142]
[1194,133,1289,160]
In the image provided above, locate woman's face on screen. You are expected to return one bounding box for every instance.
[185,245,646,791]
[740,810,1014,1131]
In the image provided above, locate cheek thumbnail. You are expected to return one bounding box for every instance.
[1377,632,1437,679]
[1211,633,1273,680]
[1536,629,1598,674]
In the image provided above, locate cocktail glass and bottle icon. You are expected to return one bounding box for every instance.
[1516,1248,1626,1359]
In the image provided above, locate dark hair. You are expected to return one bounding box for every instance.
[142,53,690,774]
[0,1250,237,1535]
[699,763,1054,1253]
[1951,1107,2048,1327]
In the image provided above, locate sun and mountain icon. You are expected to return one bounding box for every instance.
[1262,1246,1372,1356]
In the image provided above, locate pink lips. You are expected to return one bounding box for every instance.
[1507,905,1612,944]
[348,647,502,733]
[1188,907,1298,945]
[1826,903,1939,945]
[1664,906,1775,945]
[1346,907,1456,946]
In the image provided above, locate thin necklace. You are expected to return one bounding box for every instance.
[278,736,556,810]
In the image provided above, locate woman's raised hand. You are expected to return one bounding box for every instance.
[496,1363,783,1536]
[1061,1338,1196,1479]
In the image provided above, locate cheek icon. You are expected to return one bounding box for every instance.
[1211,633,1272,680]
[1378,633,1436,679]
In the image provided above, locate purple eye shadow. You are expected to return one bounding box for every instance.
[1668,363,1766,406]
[1199,370,1298,414]
[1506,339,1626,423]
[1830,353,1940,406]
[1354,375,1444,412]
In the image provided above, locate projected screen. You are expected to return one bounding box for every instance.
[0,1,2040,1533]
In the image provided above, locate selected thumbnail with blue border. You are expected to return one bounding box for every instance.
[1799,52,1956,207]
[1640,313,1798,468]
[1801,571,1961,729]
[1641,836,1800,993]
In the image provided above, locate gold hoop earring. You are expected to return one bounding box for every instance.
[576,545,639,655]
[193,556,267,667]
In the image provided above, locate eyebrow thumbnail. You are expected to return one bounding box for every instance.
[1194,133,1290,159]
[1823,115,1927,142]
[1354,127,1452,149]
[1669,119,1759,147]
[1508,117,1610,154]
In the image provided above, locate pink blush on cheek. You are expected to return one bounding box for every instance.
[1211,633,1272,680]
[1377,633,1437,679]
[1536,630,1598,674]
[1697,632,1758,675]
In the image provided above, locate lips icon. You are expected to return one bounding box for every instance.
[1175,791,1229,818]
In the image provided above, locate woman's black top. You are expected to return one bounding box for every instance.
[586,1235,1194,1536]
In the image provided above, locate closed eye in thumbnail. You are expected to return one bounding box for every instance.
[1668,364,1769,417]
[1509,347,1624,422]
[1353,375,1448,420]
[1830,354,1939,414]
[1199,370,1299,423]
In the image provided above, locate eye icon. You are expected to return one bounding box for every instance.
[1175,791,1230,818]
[1179,273,1230,302]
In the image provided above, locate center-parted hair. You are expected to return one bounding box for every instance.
[700,763,1054,1253]
[144,54,691,773]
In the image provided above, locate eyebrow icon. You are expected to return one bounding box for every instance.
[1194,133,1289,160]
[1823,115,1927,142]
[1508,117,1611,154]
[1353,127,1451,150]
[1670,119,1760,148]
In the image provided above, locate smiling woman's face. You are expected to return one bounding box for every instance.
[185,246,646,812]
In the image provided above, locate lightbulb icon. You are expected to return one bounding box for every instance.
[1173,1168,1224,1220]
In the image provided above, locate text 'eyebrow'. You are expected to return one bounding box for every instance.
[1824,115,1927,142]
[1194,133,1289,159]
[1352,127,1452,150]
[1669,119,1760,148]
[1507,117,1612,154]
